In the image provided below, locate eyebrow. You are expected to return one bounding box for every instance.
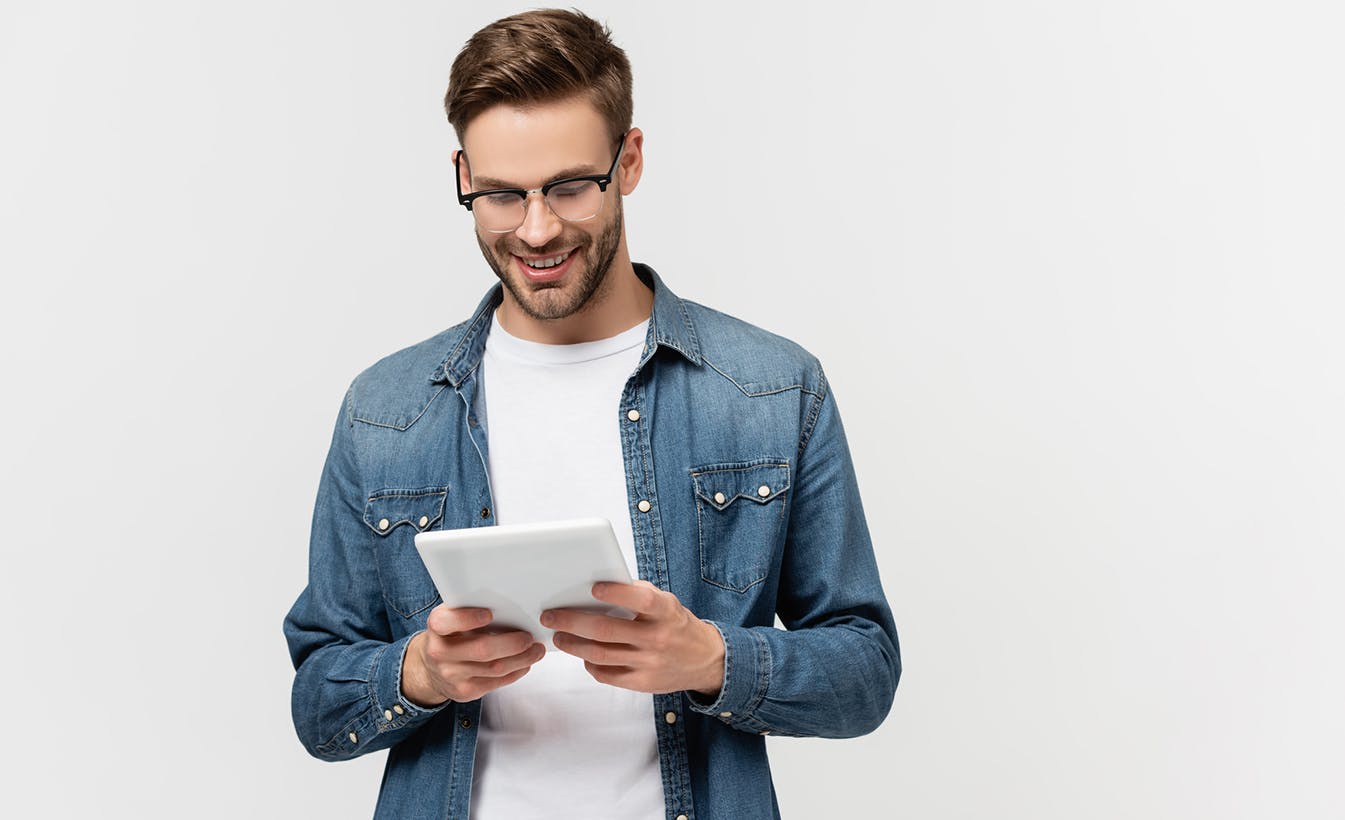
[471,164,603,191]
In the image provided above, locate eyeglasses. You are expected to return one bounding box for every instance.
[455,134,627,233]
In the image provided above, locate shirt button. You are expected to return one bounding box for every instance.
[638,499,652,513]
[760,730,771,736]
[757,485,771,497]
[719,711,733,718]
[384,709,393,721]
[377,518,390,531]
[392,705,404,715]
[627,409,641,422]
[480,507,491,519]
[348,731,358,743]
[713,491,726,505]
[418,515,429,527]
[677,814,688,820]
[664,711,677,724]
[460,717,472,729]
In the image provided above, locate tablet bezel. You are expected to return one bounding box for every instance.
[413,517,635,649]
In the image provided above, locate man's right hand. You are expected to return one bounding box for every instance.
[400,605,546,707]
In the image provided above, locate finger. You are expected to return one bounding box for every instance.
[590,580,665,616]
[541,608,644,644]
[582,661,643,691]
[457,641,547,678]
[426,605,493,636]
[435,629,540,664]
[552,632,638,667]
[462,664,534,699]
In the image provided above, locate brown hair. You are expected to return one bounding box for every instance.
[444,9,633,142]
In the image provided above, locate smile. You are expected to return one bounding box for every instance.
[521,250,573,270]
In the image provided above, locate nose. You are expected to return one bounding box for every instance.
[513,192,563,248]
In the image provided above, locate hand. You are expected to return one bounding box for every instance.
[401,605,546,707]
[542,580,725,696]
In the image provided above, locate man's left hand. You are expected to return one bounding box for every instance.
[542,580,724,697]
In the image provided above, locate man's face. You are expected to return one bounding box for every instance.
[459,98,630,323]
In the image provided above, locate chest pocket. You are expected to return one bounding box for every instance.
[363,487,448,618]
[691,460,790,592]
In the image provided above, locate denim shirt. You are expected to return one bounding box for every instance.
[284,265,900,820]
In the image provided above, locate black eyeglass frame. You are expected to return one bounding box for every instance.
[454,132,629,228]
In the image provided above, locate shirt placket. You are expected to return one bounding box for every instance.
[620,354,697,820]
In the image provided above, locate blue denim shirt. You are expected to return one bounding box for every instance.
[284,265,900,819]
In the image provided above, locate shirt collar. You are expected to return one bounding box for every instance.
[431,262,701,386]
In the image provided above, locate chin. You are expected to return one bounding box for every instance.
[480,202,625,323]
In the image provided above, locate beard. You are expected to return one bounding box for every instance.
[477,199,624,322]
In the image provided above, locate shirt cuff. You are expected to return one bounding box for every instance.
[315,633,448,758]
[684,621,774,733]
[377,631,450,722]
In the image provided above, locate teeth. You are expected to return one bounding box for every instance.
[523,251,571,270]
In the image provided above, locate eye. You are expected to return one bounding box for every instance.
[549,181,592,199]
[482,192,522,207]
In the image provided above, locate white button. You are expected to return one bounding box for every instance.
[348,731,358,743]
[719,711,733,718]
[627,409,641,422]
[760,730,770,736]
[758,485,771,497]
[384,709,393,721]
[713,491,726,505]
[418,515,429,527]
[664,711,677,724]
[638,500,652,513]
[392,705,404,715]
[677,815,688,820]
[377,518,390,531]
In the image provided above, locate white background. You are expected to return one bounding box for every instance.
[2,1,1342,817]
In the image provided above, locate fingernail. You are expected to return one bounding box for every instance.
[540,611,554,627]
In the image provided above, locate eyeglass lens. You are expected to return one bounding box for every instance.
[473,180,604,233]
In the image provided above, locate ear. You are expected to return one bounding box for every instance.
[453,148,472,193]
[618,128,644,195]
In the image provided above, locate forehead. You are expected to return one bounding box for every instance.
[461,97,612,185]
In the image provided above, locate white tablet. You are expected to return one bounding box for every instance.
[413,517,635,649]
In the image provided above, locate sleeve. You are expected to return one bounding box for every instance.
[686,364,901,738]
[282,386,448,761]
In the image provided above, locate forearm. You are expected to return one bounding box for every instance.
[688,614,899,738]
[285,392,450,760]
[684,363,900,737]
[289,628,447,761]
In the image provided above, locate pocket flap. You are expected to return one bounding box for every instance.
[362,487,448,535]
[691,461,790,510]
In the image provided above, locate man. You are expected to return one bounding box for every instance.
[284,9,899,819]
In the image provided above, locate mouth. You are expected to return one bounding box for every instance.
[513,248,577,283]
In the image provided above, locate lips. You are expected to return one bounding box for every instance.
[514,248,577,283]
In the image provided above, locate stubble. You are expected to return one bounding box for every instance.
[477,200,625,322]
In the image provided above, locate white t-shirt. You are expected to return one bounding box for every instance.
[471,312,664,819]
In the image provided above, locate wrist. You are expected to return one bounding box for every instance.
[401,631,450,708]
[690,619,725,697]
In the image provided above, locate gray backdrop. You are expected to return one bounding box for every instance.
[2,1,1341,817]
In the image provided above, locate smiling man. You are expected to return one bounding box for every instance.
[284,9,900,820]
[459,97,649,341]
